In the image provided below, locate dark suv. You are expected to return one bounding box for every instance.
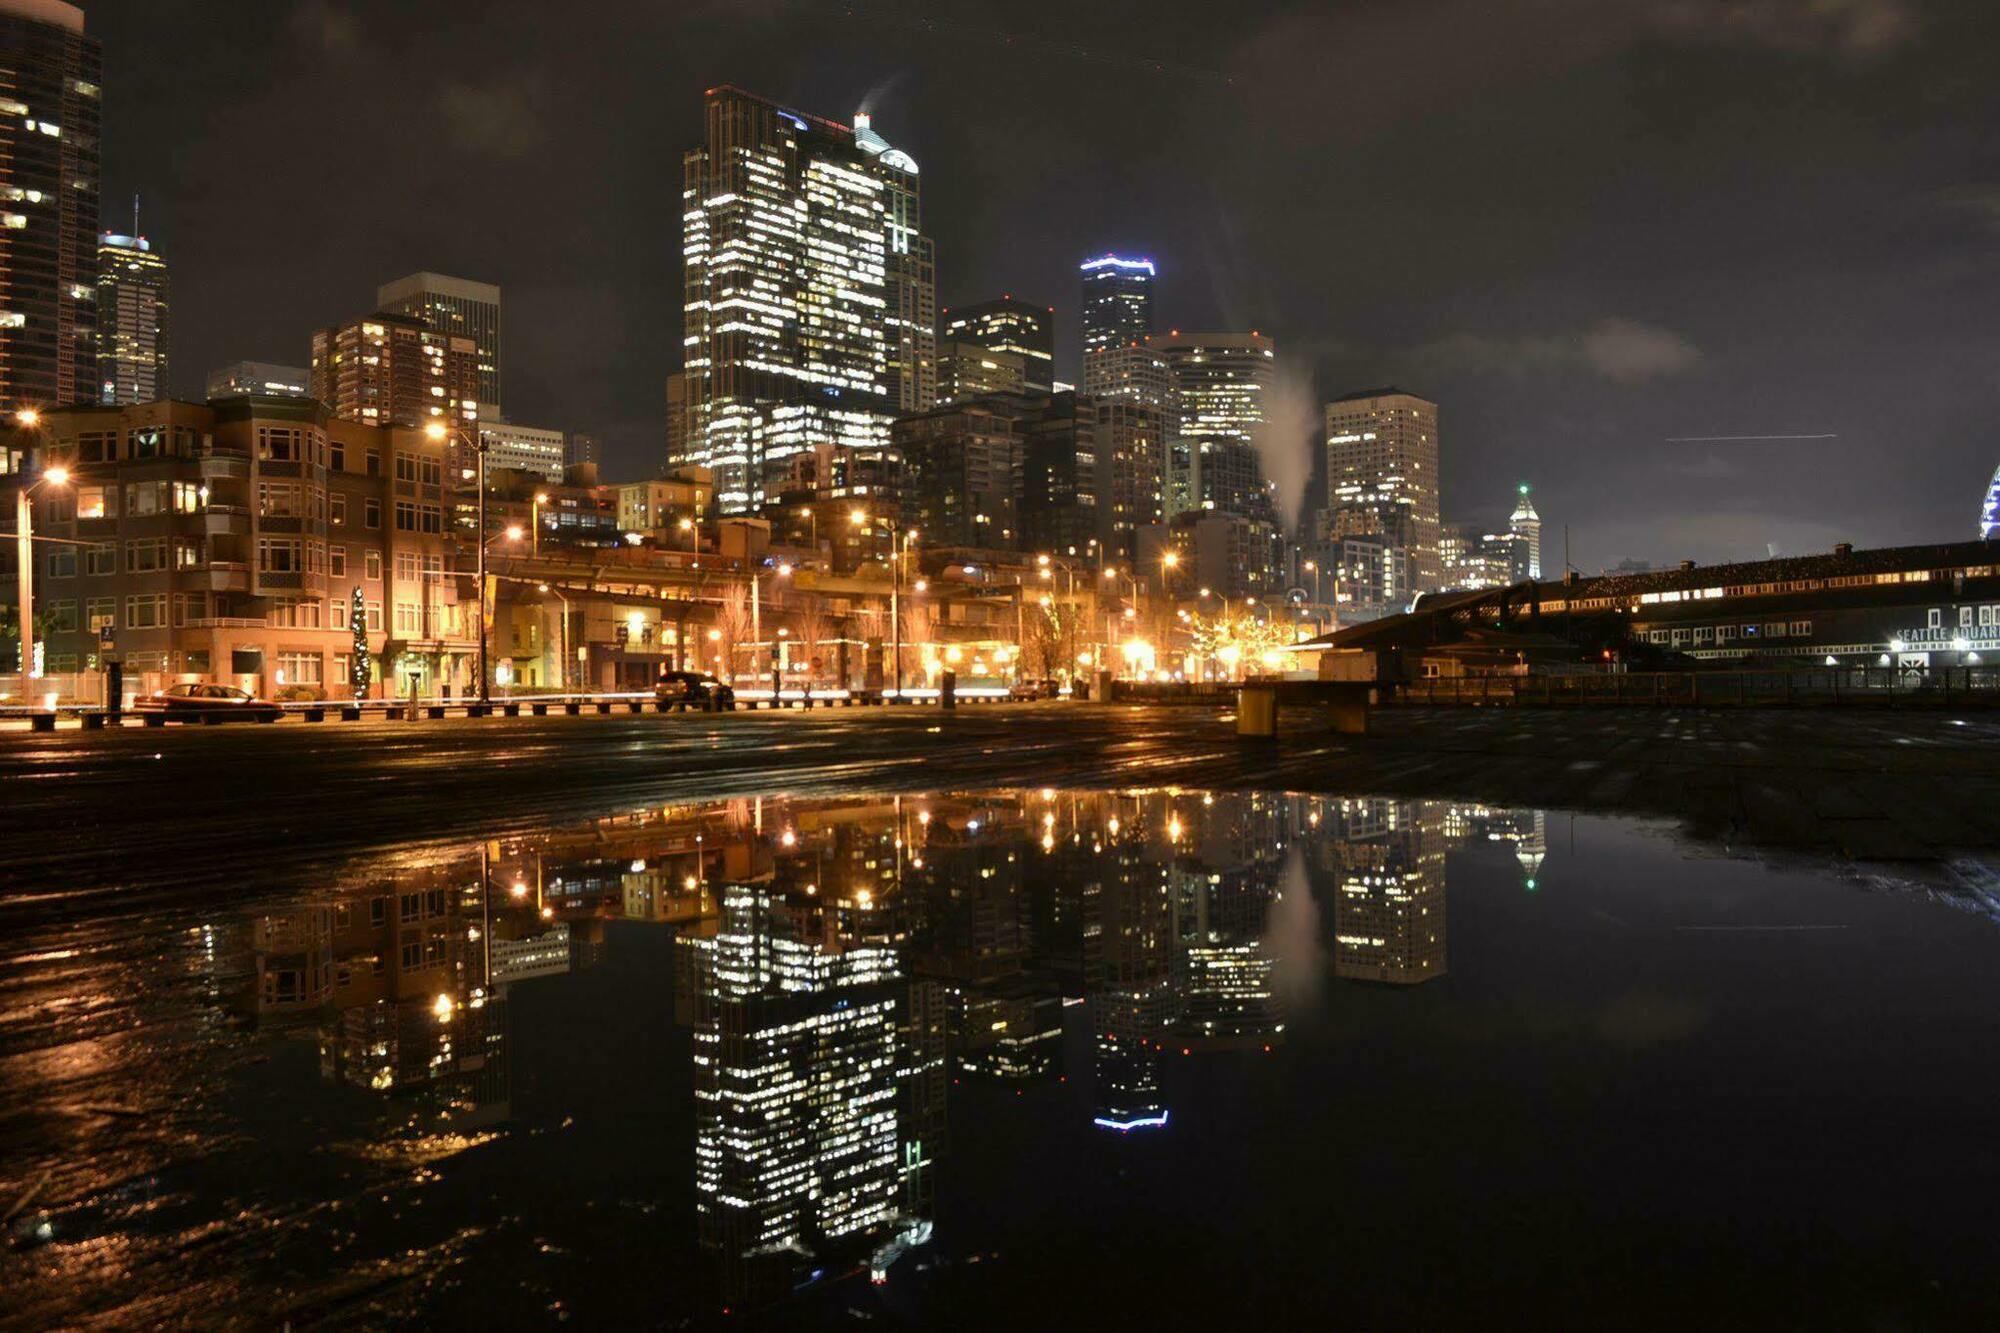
[656,670,736,710]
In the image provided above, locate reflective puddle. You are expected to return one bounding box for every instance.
[5,791,1999,1327]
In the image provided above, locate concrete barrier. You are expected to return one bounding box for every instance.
[427,705,446,720]
[532,702,548,716]
[81,712,104,730]
[144,713,166,727]
[303,707,325,721]
[503,703,520,717]
[565,702,581,715]
[341,706,362,721]
[30,713,55,731]
[596,702,613,715]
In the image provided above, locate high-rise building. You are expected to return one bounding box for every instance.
[1018,392,1100,556]
[854,112,936,416]
[1085,340,1169,412]
[0,0,100,415]
[95,231,167,404]
[664,369,689,468]
[565,430,599,470]
[1510,483,1542,580]
[894,397,1022,550]
[476,407,566,483]
[678,87,902,513]
[941,297,1052,395]
[936,339,1030,404]
[1095,399,1164,561]
[206,360,309,401]
[1324,387,1441,592]
[309,311,479,434]
[376,272,501,407]
[1078,254,1155,371]
[1152,332,1275,522]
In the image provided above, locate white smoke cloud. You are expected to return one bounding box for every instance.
[1256,361,1320,533]
[1263,848,1326,1013]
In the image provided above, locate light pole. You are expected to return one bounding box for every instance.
[678,516,697,555]
[532,491,549,558]
[538,582,570,692]
[749,559,791,691]
[853,510,917,697]
[12,412,66,683]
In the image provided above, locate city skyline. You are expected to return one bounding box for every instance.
[59,1,2000,568]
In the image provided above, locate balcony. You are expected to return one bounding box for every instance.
[185,616,266,629]
[203,504,252,536]
[254,570,328,596]
[200,451,251,481]
[203,562,252,593]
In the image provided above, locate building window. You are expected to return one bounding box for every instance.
[364,497,381,530]
[47,547,76,578]
[329,441,345,471]
[364,550,382,580]
[86,598,114,630]
[331,597,348,630]
[257,427,305,462]
[1928,608,1942,629]
[125,594,167,629]
[330,494,346,525]
[1790,620,1811,637]
[365,600,382,632]
[75,485,110,519]
[1959,607,1974,628]
[276,652,323,686]
[124,538,167,573]
[365,449,381,478]
[52,599,77,632]
[258,539,303,573]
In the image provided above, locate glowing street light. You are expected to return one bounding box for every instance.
[11,414,67,682]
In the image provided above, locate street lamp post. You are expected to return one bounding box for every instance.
[853,510,916,698]
[538,582,570,692]
[532,491,549,559]
[12,419,66,684]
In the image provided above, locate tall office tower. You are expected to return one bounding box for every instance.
[476,409,566,483]
[1094,399,1164,561]
[206,360,309,400]
[565,431,599,470]
[893,397,1022,550]
[935,339,1030,404]
[1324,387,1441,592]
[1078,254,1155,381]
[0,0,99,417]
[1329,799,1447,985]
[95,230,167,404]
[855,112,935,415]
[679,87,900,513]
[309,311,479,433]
[1018,391,1100,556]
[664,369,690,468]
[376,272,501,408]
[1155,330,1273,452]
[1087,339,1169,412]
[686,882,912,1304]
[941,297,1053,395]
[1509,482,1542,580]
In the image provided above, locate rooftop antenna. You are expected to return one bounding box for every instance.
[131,192,139,239]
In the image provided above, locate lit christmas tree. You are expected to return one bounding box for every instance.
[350,585,371,697]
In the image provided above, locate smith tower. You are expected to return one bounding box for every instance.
[679,86,898,513]
[0,0,100,415]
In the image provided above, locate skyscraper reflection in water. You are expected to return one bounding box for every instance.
[208,788,1544,1319]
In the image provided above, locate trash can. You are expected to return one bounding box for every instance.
[1237,685,1278,738]
[940,669,957,710]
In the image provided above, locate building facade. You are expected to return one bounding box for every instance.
[941,297,1053,395]
[309,310,479,435]
[1324,387,1441,593]
[2,395,475,698]
[678,86,902,513]
[854,112,936,416]
[376,272,501,408]
[894,398,1022,551]
[206,360,309,401]
[1078,253,1155,378]
[0,0,100,415]
[94,231,167,404]
[476,409,566,483]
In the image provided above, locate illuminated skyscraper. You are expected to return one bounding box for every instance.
[679,86,901,512]
[942,297,1052,395]
[1154,332,1276,521]
[309,311,479,433]
[0,0,100,415]
[1079,254,1155,390]
[95,231,168,404]
[1325,387,1442,593]
[854,111,936,415]
[376,272,501,408]
[1510,483,1542,580]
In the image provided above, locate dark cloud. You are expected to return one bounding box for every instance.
[436,77,551,160]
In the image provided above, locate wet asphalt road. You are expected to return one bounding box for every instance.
[11,701,2000,929]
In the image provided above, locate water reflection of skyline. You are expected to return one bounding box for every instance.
[220,790,1550,1315]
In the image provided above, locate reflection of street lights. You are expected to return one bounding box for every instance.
[12,425,67,681]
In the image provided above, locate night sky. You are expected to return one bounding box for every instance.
[87,0,2000,569]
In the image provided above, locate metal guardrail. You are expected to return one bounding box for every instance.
[1,684,1039,729]
[1396,666,2000,708]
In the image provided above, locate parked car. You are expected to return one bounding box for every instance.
[1010,678,1062,700]
[134,682,284,723]
[655,670,736,710]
